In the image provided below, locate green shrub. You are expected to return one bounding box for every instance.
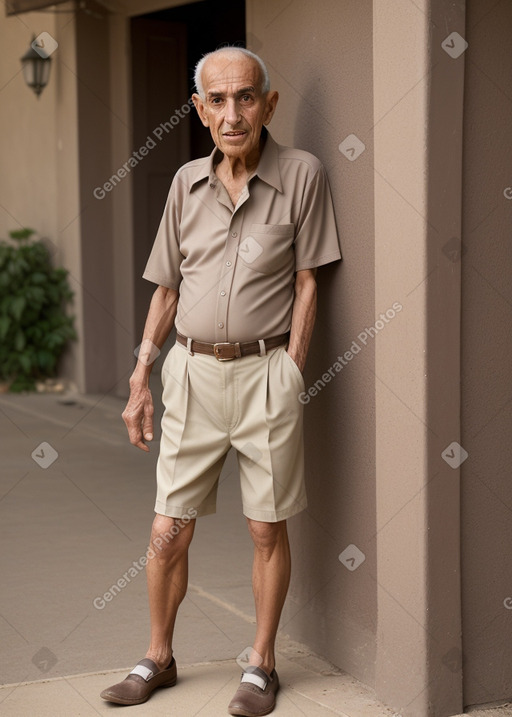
[0,228,76,392]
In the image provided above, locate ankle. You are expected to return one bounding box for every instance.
[250,648,274,676]
[145,648,173,671]
[260,661,275,676]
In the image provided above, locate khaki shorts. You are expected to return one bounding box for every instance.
[155,341,306,522]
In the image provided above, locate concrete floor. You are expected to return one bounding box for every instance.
[0,388,510,717]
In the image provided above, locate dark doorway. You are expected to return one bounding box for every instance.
[130,0,246,341]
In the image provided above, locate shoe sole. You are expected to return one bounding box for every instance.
[228,700,276,717]
[100,676,177,705]
[228,671,279,717]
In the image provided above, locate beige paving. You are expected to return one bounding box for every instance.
[0,650,392,717]
[0,389,389,716]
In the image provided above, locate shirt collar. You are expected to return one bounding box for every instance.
[189,128,283,193]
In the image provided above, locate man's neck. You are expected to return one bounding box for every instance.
[215,132,266,183]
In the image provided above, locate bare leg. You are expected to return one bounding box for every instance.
[246,518,291,675]
[145,514,196,670]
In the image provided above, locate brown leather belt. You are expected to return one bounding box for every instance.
[176,332,289,361]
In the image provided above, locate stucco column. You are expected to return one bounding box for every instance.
[55,6,85,392]
[374,1,465,716]
[109,12,136,398]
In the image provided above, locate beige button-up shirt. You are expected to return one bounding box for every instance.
[143,130,341,343]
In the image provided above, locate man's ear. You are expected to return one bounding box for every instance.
[263,90,279,126]
[192,93,209,127]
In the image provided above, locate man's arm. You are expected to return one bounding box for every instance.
[286,268,317,373]
[122,285,178,452]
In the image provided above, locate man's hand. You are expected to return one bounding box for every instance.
[122,285,178,451]
[286,350,305,375]
[122,382,154,452]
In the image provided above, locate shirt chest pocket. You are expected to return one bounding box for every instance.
[238,223,295,274]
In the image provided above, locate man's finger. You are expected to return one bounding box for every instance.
[143,419,153,441]
[143,396,154,441]
[129,427,150,452]
[122,414,148,451]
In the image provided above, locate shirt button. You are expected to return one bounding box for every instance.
[231,231,237,237]
[220,291,226,296]
[226,260,232,267]
[218,322,224,328]
[210,182,216,189]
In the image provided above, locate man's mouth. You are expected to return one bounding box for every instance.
[223,131,246,137]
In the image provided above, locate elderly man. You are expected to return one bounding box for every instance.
[100,47,340,716]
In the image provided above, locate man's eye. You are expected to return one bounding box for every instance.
[210,98,222,105]
[241,95,252,102]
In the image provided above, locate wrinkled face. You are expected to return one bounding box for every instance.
[192,53,278,164]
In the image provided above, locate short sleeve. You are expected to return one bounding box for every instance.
[294,165,342,271]
[142,176,184,289]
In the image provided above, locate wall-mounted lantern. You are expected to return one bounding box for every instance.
[20,36,52,98]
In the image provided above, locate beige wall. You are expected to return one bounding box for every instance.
[247,0,378,686]
[0,10,58,241]
[460,0,512,707]
[0,4,86,389]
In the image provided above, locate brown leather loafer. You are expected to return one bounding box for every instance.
[228,665,279,716]
[100,657,176,705]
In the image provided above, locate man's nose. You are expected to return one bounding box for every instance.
[224,97,241,125]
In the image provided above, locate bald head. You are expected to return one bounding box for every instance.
[194,47,270,99]
[191,47,278,167]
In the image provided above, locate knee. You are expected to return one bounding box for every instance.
[247,519,288,561]
[148,514,195,562]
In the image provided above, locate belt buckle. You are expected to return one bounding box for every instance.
[213,342,236,361]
